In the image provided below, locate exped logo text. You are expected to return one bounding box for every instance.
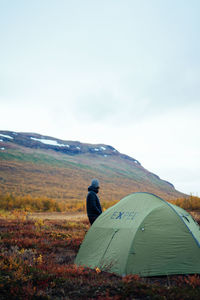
[110,211,138,220]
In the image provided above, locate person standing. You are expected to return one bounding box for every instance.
[86,179,102,225]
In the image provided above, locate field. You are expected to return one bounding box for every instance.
[1,211,200,299]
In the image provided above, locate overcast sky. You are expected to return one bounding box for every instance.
[0,0,200,195]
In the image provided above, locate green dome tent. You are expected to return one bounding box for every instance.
[75,192,200,277]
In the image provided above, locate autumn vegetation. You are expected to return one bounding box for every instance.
[171,195,200,211]
[0,191,200,214]
[0,159,199,213]
[1,212,200,299]
[0,193,200,299]
[1,145,200,298]
[0,187,200,299]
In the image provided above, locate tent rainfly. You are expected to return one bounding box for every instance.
[75,192,200,277]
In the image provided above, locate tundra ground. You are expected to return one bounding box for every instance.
[0,212,200,299]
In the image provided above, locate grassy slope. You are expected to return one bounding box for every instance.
[0,145,185,203]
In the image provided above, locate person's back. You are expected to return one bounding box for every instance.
[86,179,102,225]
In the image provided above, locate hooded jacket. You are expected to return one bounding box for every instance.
[86,185,102,217]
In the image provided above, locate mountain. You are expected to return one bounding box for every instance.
[0,130,185,205]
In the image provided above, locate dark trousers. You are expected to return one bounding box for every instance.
[88,215,98,225]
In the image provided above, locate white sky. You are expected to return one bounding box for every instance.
[0,0,200,195]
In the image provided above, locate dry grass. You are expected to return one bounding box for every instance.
[29,212,87,221]
[190,211,200,223]
[26,210,200,223]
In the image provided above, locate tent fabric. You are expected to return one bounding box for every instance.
[75,192,200,277]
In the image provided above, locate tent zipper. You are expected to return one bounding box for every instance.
[99,229,119,266]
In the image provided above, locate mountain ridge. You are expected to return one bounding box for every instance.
[0,130,141,164]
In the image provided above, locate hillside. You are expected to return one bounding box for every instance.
[0,130,185,206]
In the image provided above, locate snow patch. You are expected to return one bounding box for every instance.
[30,137,68,147]
[94,148,99,151]
[0,147,5,150]
[0,134,13,139]
[76,146,81,150]
[0,139,3,142]
[104,154,107,157]
[100,146,106,151]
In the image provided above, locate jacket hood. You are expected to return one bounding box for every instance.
[88,185,99,193]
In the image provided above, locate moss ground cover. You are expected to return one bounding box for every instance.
[1,213,200,299]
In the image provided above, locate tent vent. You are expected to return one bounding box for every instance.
[181,215,190,223]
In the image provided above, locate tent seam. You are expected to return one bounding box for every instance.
[133,192,200,247]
